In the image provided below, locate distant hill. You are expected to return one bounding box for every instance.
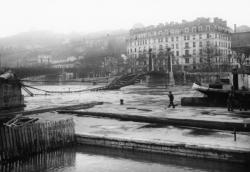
[0,29,128,67]
[84,29,128,39]
[0,30,80,49]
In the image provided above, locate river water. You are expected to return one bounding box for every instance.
[1,145,249,172]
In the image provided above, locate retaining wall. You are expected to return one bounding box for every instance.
[76,134,250,164]
[58,110,250,132]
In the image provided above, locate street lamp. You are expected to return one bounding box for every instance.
[166,48,175,86]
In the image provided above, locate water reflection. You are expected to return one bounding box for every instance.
[1,145,248,172]
[0,148,76,172]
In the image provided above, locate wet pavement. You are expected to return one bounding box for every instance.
[25,84,250,151]
[24,84,250,123]
[34,113,250,151]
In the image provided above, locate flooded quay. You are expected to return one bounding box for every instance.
[1,83,247,171]
[1,145,249,172]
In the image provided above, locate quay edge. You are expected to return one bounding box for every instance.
[76,134,250,164]
[58,110,250,132]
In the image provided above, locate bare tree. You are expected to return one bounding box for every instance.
[234,51,249,73]
[200,44,219,72]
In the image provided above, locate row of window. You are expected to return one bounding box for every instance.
[129,34,230,46]
[129,41,230,53]
[129,48,231,57]
[132,25,229,39]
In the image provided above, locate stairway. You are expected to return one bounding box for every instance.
[90,73,145,91]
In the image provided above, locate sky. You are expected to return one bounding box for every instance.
[0,0,250,37]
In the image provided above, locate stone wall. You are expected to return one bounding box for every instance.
[0,83,24,110]
[76,134,250,164]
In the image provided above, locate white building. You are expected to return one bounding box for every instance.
[127,17,232,71]
[37,55,51,65]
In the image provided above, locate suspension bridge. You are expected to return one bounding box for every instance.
[21,72,148,96]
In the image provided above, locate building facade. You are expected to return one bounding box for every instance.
[232,32,250,66]
[127,17,232,72]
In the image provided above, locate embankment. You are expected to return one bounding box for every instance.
[58,110,250,132]
[76,134,250,164]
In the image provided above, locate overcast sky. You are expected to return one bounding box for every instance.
[0,0,249,37]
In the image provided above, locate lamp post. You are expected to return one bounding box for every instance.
[167,48,175,86]
[148,48,152,72]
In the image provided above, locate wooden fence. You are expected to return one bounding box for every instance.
[0,118,75,163]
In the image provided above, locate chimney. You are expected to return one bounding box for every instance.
[234,24,237,33]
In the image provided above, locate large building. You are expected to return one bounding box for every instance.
[127,17,232,72]
[232,31,250,67]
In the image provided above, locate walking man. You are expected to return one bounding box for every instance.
[168,91,175,108]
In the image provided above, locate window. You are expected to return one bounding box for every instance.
[185,42,189,48]
[171,37,174,41]
[185,50,189,56]
[176,36,179,41]
[199,49,202,55]
[185,58,189,64]
[192,27,196,32]
[187,35,190,40]
[176,51,179,56]
[184,36,186,40]
[176,44,179,49]
[185,27,189,33]
[207,33,210,39]
[159,45,163,50]
[165,37,168,42]
[206,25,210,31]
[198,26,202,31]
[215,34,217,38]
[199,34,202,39]
[135,48,137,52]
[171,44,174,49]
[193,49,196,55]
[193,35,196,40]
[199,42,202,47]
[193,42,196,48]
